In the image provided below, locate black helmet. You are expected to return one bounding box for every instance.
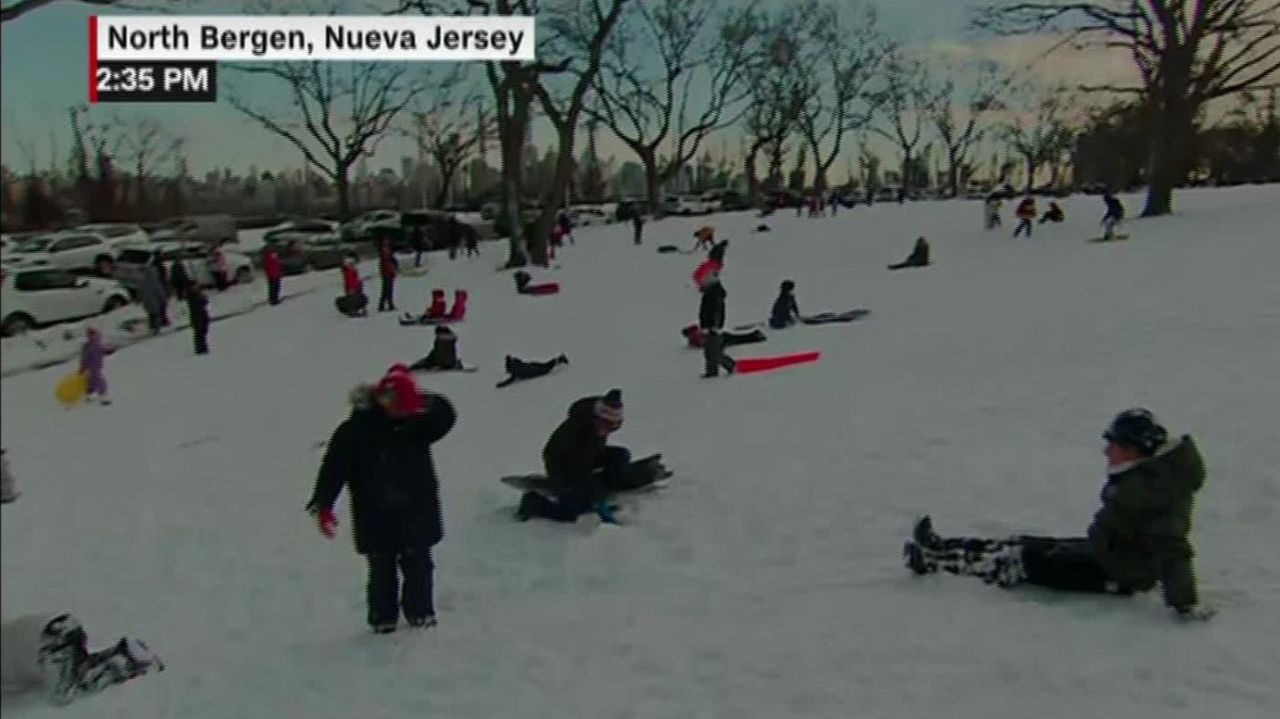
[1103,408,1168,456]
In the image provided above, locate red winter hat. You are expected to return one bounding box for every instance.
[375,365,423,416]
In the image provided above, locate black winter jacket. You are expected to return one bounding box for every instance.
[543,396,610,499]
[308,387,456,554]
[410,338,460,371]
[769,291,799,329]
[699,282,726,331]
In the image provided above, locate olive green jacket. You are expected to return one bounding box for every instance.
[1087,435,1205,609]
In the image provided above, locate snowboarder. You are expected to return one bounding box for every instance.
[138,263,168,334]
[408,326,465,372]
[515,389,628,524]
[983,194,1003,230]
[186,283,210,355]
[495,354,569,388]
[888,237,931,270]
[377,239,398,312]
[79,327,109,405]
[1,613,163,706]
[1013,196,1036,238]
[1102,190,1125,240]
[1,448,17,503]
[263,246,284,305]
[904,408,1213,620]
[632,213,645,245]
[769,279,801,329]
[1039,201,1065,224]
[698,266,736,378]
[307,366,456,633]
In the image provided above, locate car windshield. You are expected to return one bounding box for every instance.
[11,237,52,252]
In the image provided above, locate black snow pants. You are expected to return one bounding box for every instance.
[365,547,435,627]
[378,276,396,312]
[496,355,561,387]
[518,447,632,522]
[702,330,737,377]
[916,534,1119,593]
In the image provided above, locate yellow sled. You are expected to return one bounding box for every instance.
[55,372,88,407]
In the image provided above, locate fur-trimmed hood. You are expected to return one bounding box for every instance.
[349,383,380,410]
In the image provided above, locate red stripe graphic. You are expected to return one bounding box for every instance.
[88,16,99,103]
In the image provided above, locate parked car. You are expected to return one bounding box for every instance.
[114,241,255,292]
[148,214,237,245]
[262,224,346,274]
[668,194,720,215]
[1,230,129,276]
[1,266,132,336]
[341,209,401,242]
[75,223,149,247]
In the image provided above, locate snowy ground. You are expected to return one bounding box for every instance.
[3,187,1280,718]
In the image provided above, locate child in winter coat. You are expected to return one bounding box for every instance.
[495,354,569,388]
[1101,191,1126,240]
[1,448,17,503]
[378,240,398,312]
[983,195,1003,230]
[408,326,465,372]
[769,280,801,329]
[888,237,931,270]
[424,289,447,320]
[187,284,211,355]
[79,327,109,405]
[263,246,284,305]
[1013,197,1036,238]
[1,613,163,705]
[338,255,367,317]
[210,243,230,291]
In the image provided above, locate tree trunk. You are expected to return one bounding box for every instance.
[641,151,662,217]
[335,170,351,221]
[500,119,527,268]
[1141,101,1191,217]
[1024,156,1036,194]
[532,125,579,266]
[948,147,961,198]
[434,163,457,209]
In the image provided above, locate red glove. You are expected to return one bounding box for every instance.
[315,508,338,539]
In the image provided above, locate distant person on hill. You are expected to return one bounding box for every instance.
[984,194,1003,230]
[632,213,645,245]
[495,354,569,388]
[138,263,168,334]
[463,224,480,257]
[409,225,427,267]
[377,239,398,312]
[263,246,284,305]
[78,327,109,405]
[1102,190,1126,240]
[169,258,191,301]
[903,408,1214,621]
[337,254,368,317]
[1039,201,1065,224]
[186,284,210,355]
[888,237,931,270]
[698,266,736,378]
[769,279,801,329]
[1013,196,1036,238]
[408,326,465,372]
[557,210,574,245]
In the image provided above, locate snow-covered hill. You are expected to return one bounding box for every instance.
[3,186,1279,718]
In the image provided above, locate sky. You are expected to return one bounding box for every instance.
[0,0,1127,177]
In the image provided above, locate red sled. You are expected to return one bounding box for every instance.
[523,282,560,296]
[735,351,820,375]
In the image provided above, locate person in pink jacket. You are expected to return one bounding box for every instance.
[79,327,109,405]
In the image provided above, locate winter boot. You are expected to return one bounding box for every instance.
[913,516,942,549]
[406,614,438,629]
[915,535,1027,588]
[372,622,397,635]
[557,354,569,365]
[904,541,930,576]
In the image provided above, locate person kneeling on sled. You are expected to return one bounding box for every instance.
[769,279,801,329]
[495,354,568,388]
[888,237,930,270]
[1,613,162,706]
[409,326,464,372]
[904,408,1213,620]
[307,366,457,633]
[516,389,629,524]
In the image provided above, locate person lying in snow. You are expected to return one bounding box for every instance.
[495,354,569,388]
[888,237,931,270]
[408,326,467,372]
[769,280,801,329]
[904,408,1214,620]
[515,389,631,524]
[1,613,163,706]
[681,324,765,349]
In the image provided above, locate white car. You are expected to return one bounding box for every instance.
[668,194,718,215]
[2,231,130,276]
[114,241,255,290]
[342,210,400,240]
[1,266,132,336]
[75,223,150,247]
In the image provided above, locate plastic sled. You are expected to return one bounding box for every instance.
[800,309,871,325]
[735,351,820,375]
[521,282,560,296]
[55,372,88,406]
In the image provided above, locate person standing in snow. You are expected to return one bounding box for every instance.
[463,224,480,257]
[698,265,736,378]
[377,239,398,312]
[137,263,168,335]
[1012,196,1036,238]
[186,284,210,355]
[1,448,18,504]
[169,257,191,301]
[632,213,645,245]
[307,365,457,633]
[769,279,801,329]
[409,224,427,268]
[904,408,1213,620]
[79,327,110,405]
[983,194,1003,230]
[515,389,630,524]
[1101,190,1126,240]
[1,613,163,705]
[263,246,284,306]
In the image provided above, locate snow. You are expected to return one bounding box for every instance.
[4,186,1280,718]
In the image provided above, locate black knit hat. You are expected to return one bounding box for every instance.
[1103,408,1168,456]
[781,279,795,292]
[594,389,623,426]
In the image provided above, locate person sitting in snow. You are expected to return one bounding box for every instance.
[904,408,1214,620]
[337,254,368,317]
[1,613,163,706]
[1039,201,1065,224]
[888,237,931,270]
[307,365,457,633]
[515,389,631,524]
[495,354,569,389]
[410,289,447,323]
[408,326,465,372]
[769,279,801,329]
[79,327,110,405]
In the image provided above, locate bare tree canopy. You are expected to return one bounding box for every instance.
[875,50,933,196]
[926,60,1006,197]
[588,0,754,214]
[1002,85,1076,192]
[974,0,1280,216]
[227,61,424,219]
[402,71,497,208]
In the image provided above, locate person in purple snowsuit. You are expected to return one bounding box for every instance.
[79,327,109,405]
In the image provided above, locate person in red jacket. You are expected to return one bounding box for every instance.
[377,239,398,312]
[337,254,367,317]
[263,246,284,305]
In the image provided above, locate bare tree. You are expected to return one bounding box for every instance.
[794,1,887,195]
[119,116,183,215]
[739,2,814,202]
[1003,87,1076,192]
[587,0,754,215]
[927,60,1005,197]
[228,62,422,219]
[875,51,933,197]
[975,0,1280,216]
[403,73,497,208]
